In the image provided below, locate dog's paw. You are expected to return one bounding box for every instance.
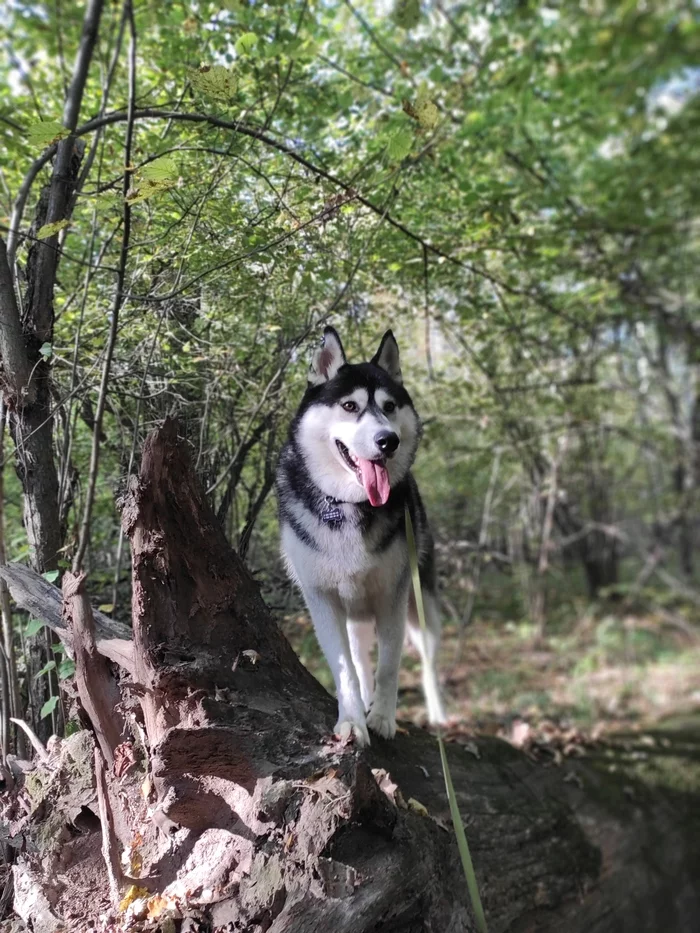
[335,718,370,747]
[366,706,397,740]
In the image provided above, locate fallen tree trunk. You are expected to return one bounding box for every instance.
[1,421,699,932]
[0,561,134,672]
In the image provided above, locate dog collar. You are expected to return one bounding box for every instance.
[320,496,345,526]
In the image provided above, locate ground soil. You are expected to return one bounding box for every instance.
[281,611,700,740]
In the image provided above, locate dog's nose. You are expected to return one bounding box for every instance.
[375,430,400,455]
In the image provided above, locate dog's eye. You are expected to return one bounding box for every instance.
[342,400,358,413]
[383,401,396,414]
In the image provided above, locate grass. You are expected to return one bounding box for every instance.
[281,608,700,735]
[405,508,488,933]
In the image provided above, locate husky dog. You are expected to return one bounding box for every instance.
[276,326,445,745]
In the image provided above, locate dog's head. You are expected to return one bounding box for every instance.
[295,327,421,505]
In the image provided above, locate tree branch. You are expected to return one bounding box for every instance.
[342,0,407,75]
[10,108,501,295]
[0,237,33,406]
[0,562,134,674]
[63,571,125,764]
[15,0,105,315]
[72,0,135,572]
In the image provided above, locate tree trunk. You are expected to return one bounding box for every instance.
[8,172,77,741]
[0,402,26,759]
[580,536,619,598]
[1,422,699,933]
[4,136,94,741]
[0,0,104,746]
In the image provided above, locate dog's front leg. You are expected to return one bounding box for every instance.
[303,587,370,746]
[366,585,409,740]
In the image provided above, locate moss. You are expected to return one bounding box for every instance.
[577,724,700,825]
[241,852,285,914]
[60,729,96,796]
[633,754,700,796]
[24,771,49,811]
[32,807,67,857]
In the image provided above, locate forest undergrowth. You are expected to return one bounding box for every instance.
[282,608,700,743]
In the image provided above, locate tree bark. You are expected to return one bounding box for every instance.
[9,166,79,740]
[2,422,699,933]
[580,535,619,597]
[0,240,32,407]
[0,400,26,758]
[62,571,124,766]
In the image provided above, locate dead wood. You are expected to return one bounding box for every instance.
[8,719,49,764]
[62,571,124,766]
[2,420,699,933]
[94,746,123,905]
[0,562,134,674]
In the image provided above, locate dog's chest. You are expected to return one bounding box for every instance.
[281,507,403,598]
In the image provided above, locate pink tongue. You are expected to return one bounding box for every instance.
[357,458,390,507]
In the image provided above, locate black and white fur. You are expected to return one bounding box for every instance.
[276,326,445,745]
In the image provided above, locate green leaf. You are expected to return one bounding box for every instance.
[42,570,60,583]
[37,219,70,239]
[415,85,439,130]
[35,660,56,679]
[189,64,238,103]
[27,120,69,148]
[392,0,421,29]
[387,128,414,162]
[126,180,175,206]
[125,156,179,205]
[40,695,59,719]
[59,658,76,679]
[39,342,53,358]
[235,32,258,56]
[140,157,177,183]
[286,36,318,61]
[98,603,114,613]
[25,618,43,637]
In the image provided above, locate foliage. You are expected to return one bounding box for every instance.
[0,0,698,738]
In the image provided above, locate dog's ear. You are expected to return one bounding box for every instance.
[371,330,402,384]
[308,326,346,385]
